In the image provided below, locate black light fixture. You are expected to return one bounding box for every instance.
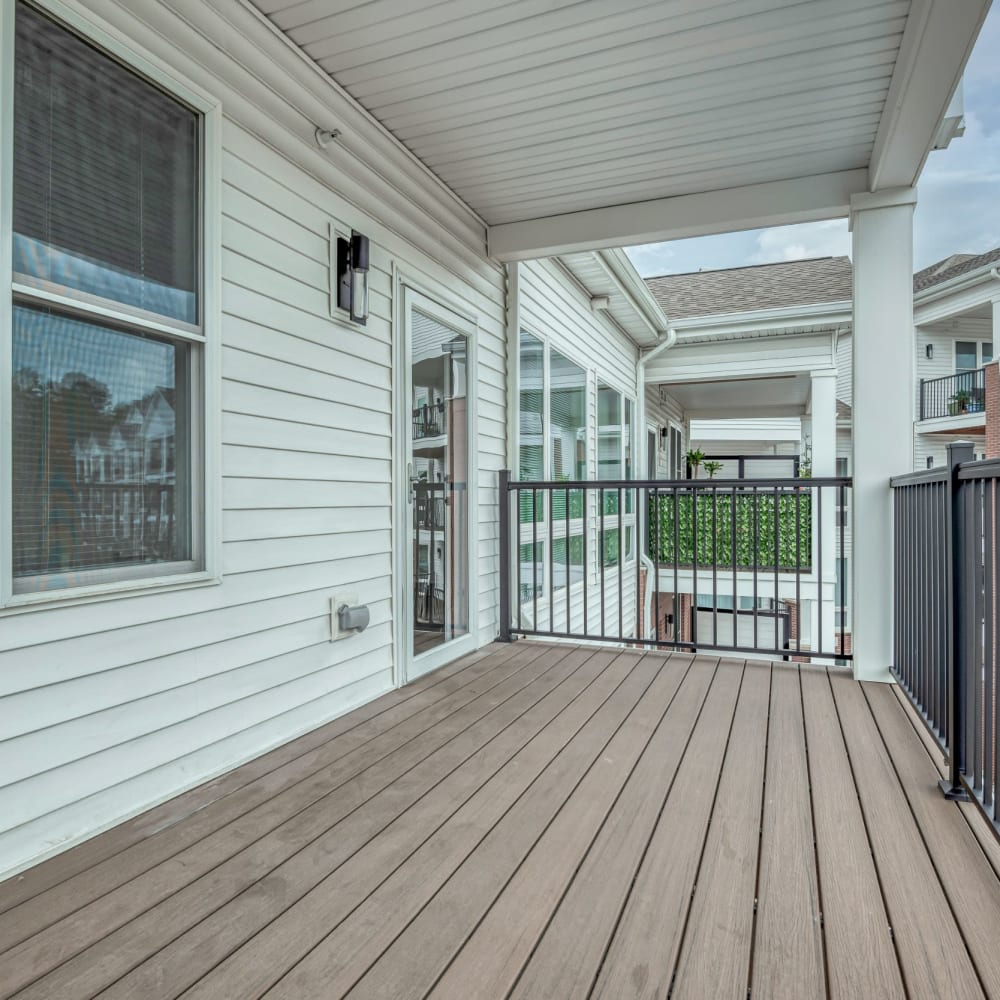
[337,230,370,325]
[926,343,934,359]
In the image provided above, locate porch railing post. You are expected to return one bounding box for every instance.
[498,469,513,642]
[941,440,975,800]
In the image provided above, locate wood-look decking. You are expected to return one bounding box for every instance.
[2,641,1000,999]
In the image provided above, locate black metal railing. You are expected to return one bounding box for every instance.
[498,471,851,661]
[892,441,999,833]
[920,367,987,420]
[413,402,445,440]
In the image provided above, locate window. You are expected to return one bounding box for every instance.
[597,382,636,563]
[669,425,683,480]
[955,340,993,372]
[6,2,214,599]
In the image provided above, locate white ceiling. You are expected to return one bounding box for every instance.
[249,0,988,257]
[662,373,812,416]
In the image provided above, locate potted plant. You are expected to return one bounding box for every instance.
[703,460,723,479]
[948,388,972,415]
[686,448,705,479]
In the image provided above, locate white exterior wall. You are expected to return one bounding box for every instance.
[0,0,510,878]
[645,385,686,478]
[517,259,641,638]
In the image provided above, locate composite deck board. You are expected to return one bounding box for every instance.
[670,659,772,1000]
[0,638,526,955]
[751,662,825,1000]
[0,641,508,916]
[1,642,998,1000]
[799,668,906,1000]
[0,641,552,997]
[590,657,746,1000]
[830,671,986,1000]
[865,682,1000,996]
[19,644,601,1000]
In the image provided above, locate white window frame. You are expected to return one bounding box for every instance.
[596,380,637,564]
[0,0,222,609]
[515,327,590,603]
[953,338,993,372]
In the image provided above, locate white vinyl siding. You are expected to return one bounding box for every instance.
[0,0,506,878]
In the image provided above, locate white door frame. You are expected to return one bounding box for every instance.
[393,280,479,685]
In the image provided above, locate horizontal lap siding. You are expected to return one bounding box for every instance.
[0,0,505,879]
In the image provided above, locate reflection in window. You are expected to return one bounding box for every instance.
[12,307,189,586]
[550,349,587,481]
[519,331,544,481]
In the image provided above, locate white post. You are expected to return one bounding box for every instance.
[810,369,837,657]
[850,187,917,682]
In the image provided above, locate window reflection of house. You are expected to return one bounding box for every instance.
[71,387,177,566]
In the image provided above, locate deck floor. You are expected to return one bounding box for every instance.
[2,641,1000,999]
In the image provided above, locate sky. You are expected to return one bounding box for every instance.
[626,7,1000,278]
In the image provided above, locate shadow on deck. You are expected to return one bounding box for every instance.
[2,641,999,999]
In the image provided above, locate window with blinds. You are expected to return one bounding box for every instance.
[13,2,199,324]
[8,2,203,595]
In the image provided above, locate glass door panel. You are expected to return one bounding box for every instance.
[408,301,471,666]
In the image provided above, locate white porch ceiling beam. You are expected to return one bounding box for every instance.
[868,0,991,190]
[487,168,869,262]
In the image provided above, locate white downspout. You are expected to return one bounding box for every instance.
[637,327,678,638]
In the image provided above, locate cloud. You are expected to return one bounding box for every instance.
[751,220,850,263]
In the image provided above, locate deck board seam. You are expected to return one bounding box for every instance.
[420,653,701,1000]
[827,671,919,1000]
[3,643,579,996]
[743,659,774,1000]
[655,658,749,1000]
[798,666,832,1000]
[243,650,647,997]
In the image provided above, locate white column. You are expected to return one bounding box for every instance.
[810,369,837,657]
[850,187,917,682]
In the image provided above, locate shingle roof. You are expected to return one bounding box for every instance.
[913,246,1000,292]
[644,257,853,320]
[644,246,1000,321]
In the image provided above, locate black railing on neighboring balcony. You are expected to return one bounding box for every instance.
[413,402,445,440]
[920,367,987,420]
[498,472,851,662]
[892,442,999,835]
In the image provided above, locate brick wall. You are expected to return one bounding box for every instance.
[986,361,1000,459]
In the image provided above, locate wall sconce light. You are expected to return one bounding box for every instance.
[659,426,668,442]
[337,230,370,325]
[926,343,934,359]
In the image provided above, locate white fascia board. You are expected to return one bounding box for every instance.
[594,248,670,336]
[914,270,1000,323]
[868,0,990,190]
[672,301,851,340]
[488,169,869,261]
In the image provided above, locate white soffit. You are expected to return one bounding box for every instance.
[250,0,989,257]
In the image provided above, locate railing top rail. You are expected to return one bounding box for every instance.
[890,468,949,487]
[505,476,851,490]
[957,457,1000,480]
